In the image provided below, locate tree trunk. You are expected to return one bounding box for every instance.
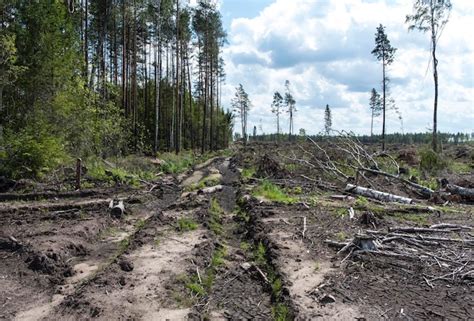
[382,55,386,151]
[345,184,413,204]
[431,3,439,152]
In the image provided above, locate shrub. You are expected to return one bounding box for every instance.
[419,148,447,173]
[0,128,67,179]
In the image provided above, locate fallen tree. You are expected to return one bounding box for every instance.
[345,184,413,204]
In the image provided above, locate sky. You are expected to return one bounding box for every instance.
[218,0,474,135]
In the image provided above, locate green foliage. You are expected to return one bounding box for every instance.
[134,219,146,230]
[209,198,224,235]
[272,278,283,297]
[335,231,347,241]
[211,246,227,268]
[186,281,206,296]
[177,218,198,232]
[254,241,267,266]
[158,152,196,174]
[392,212,428,225]
[449,161,471,173]
[0,126,68,179]
[355,196,369,207]
[272,303,290,321]
[419,148,448,173]
[253,180,297,204]
[241,167,256,180]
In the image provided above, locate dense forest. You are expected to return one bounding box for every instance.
[0,0,232,178]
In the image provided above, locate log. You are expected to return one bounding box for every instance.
[344,184,413,204]
[110,200,125,219]
[199,185,223,194]
[446,184,474,200]
[388,226,469,233]
[76,158,82,190]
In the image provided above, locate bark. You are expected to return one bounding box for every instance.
[446,184,474,200]
[345,184,413,204]
[382,54,386,151]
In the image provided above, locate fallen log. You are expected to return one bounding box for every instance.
[345,184,413,204]
[110,200,125,219]
[446,184,474,200]
[388,226,469,233]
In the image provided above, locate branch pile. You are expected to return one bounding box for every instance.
[325,224,473,287]
[286,131,470,203]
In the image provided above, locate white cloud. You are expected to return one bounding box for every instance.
[223,0,474,136]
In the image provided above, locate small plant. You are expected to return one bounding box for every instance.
[176,218,198,232]
[335,231,347,241]
[240,241,251,252]
[211,246,227,268]
[209,198,224,235]
[292,186,303,195]
[186,281,206,296]
[272,277,282,297]
[314,262,320,271]
[355,196,369,207]
[134,218,146,229]
[253,180,296,204]
[241,167,256,181]
[272,303,290,321]
[419,148,447,173]
[254,241,267,266]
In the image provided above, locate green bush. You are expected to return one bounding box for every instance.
[419,148,447,173]
[0,128,67,179]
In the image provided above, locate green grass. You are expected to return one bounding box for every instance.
[211,246,227,268]
[253,180,297,204]
[241,167,256,181]
[134,218,146,229]
[335,231,347,241]
[157,151,196,174]
[272,303,290,321]
[209,198,224,235]
[355,196,369,207]
[391,212,429,225]
[254,241,267,266]
[176,218,199,232]
[184,176,220,192]
[449,161,471,173]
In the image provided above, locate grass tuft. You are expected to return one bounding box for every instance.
[253,180,296,204]
[176,218,198,232]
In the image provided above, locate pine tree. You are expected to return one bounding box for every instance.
[271,91,283,140]
[324,104,332,136]
[406,0,452,152]
[284,80,296,141]
[372,24,397,151]
[369,88,382,136]
[231,84,251,146]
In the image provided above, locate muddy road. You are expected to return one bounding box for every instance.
[1,146,473,320]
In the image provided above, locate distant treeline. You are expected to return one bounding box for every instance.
[245,132,473,145]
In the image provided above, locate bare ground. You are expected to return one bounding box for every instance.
[1,143,473,320]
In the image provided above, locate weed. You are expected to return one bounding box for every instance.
[211,246,227,268]
[241,167,256,181]
[209,198,224,235]
[449,161,471,173]
[283,163,298,172]
[234,208,250,223]
[334,208,347,218]
[314,262,320,271]
[240,241,251,252]
[355,196,369,207]
[254,241,267,266]
[176,218,198,232]
[186,281,206,296]
[272,303,290,321]
[134,218,146,229]
[392,212,428,225]
[253,180,297,204]
[272,278,282,297]
[118,237,130,252]
[291,186,303,195]
[335,231,347,241]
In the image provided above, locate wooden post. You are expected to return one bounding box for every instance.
[76,158,82,190]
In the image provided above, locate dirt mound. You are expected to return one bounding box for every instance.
[255,154,287,178]
[25,251,74,279]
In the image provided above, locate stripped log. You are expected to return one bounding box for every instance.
[110,200,125,219]
[344,184,413,204]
